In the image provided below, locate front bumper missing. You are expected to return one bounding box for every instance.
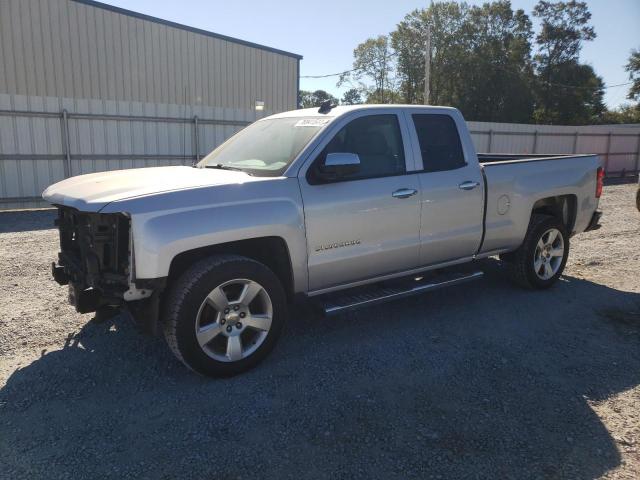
[50,207,164,333]
[585,210,602,232]
[52,258,165,333]
[51,206,132,313]
[51,262,99,312]
[52,259,119,313]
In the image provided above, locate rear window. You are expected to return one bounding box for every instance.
[412,114,466,172]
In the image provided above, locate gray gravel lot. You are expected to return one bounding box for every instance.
[0,183,639,479]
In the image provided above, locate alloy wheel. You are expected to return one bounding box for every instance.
[533,228,565,280]
[195,279,273,362]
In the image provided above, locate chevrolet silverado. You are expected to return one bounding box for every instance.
[43,104,603,376]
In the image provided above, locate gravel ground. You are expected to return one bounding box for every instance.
[0,183,639,479]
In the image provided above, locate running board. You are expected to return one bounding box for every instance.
[320,271,484,316]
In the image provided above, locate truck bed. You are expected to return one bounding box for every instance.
[476,152,600,256]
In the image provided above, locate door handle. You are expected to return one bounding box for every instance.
[392,188,418,199]
[458,181,480,191]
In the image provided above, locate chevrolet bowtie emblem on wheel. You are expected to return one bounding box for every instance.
[315,239,361,252]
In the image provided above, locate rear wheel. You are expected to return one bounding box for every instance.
[162,254,287,377]
[504,214,569,289]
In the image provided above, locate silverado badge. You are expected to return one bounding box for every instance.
[315,239,361,252]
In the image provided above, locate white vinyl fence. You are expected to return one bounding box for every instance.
[467,120,640,176]
[1,93,639,210]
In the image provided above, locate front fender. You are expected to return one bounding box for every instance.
[102,178,308,293]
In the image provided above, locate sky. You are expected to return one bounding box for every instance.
[101,0,639,108]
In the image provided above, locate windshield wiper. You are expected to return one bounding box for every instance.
[203,164,252,175]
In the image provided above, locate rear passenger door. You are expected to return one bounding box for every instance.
[406,112,485,266]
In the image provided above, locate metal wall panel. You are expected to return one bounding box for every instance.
[0,93,262,208]
[2,95,638,210]
[0,0,300,209]
[0,0,300,114]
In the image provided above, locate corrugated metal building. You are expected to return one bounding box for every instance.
[0,0,301,208]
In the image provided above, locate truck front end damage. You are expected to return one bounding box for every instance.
[50,207,162,332]
[51,206,131,311]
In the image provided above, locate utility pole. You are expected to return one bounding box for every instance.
[424,24,431,105]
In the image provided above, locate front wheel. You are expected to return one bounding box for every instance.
[162,254,287,377]
[504,214,569,289]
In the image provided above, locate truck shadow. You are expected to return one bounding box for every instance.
[1,262,639,479]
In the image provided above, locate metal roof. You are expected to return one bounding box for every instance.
[72,0,303,60]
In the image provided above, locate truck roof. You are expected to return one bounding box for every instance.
[267,104,459,120]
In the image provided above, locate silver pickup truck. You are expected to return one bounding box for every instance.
[43,104,603,376]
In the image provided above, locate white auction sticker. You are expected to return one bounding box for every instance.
[294,118,331,127]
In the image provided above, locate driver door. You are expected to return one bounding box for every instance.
[299,111,421,292]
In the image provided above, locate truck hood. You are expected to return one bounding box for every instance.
[42,166,253,212]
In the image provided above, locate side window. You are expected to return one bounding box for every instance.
[412,114,466,172]
[312,114,406,182]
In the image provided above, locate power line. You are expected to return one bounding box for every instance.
[301,58,632,92]
[475,61,632,91]
[602,82,633,89]
[300,52,398,79]
[300,68,360,79]
[541,80,632,91]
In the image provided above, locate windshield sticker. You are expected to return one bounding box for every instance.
[295,118,330,127]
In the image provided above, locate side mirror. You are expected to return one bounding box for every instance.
[318,152,360,180]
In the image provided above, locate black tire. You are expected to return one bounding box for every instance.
[636,186,640,212]
[162,254,287,377]
[504,214,569,289]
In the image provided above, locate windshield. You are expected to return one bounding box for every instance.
[198,117,329,176]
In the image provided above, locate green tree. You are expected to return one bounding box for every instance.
[598,48,640,125]
[459,1,535,121]
[626,48,640,102]
[339,35,396,103]
[390,1,535,122]
[341,88,363,105]
[532,62,605,124]
[533,0,595,64]
[391,2,467,106]
[363,88,403,104]
[299,90,339,108]
[342,0,607,124]
[532,1,603,123]
[299,90,313,108]
[599,105,640,124]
